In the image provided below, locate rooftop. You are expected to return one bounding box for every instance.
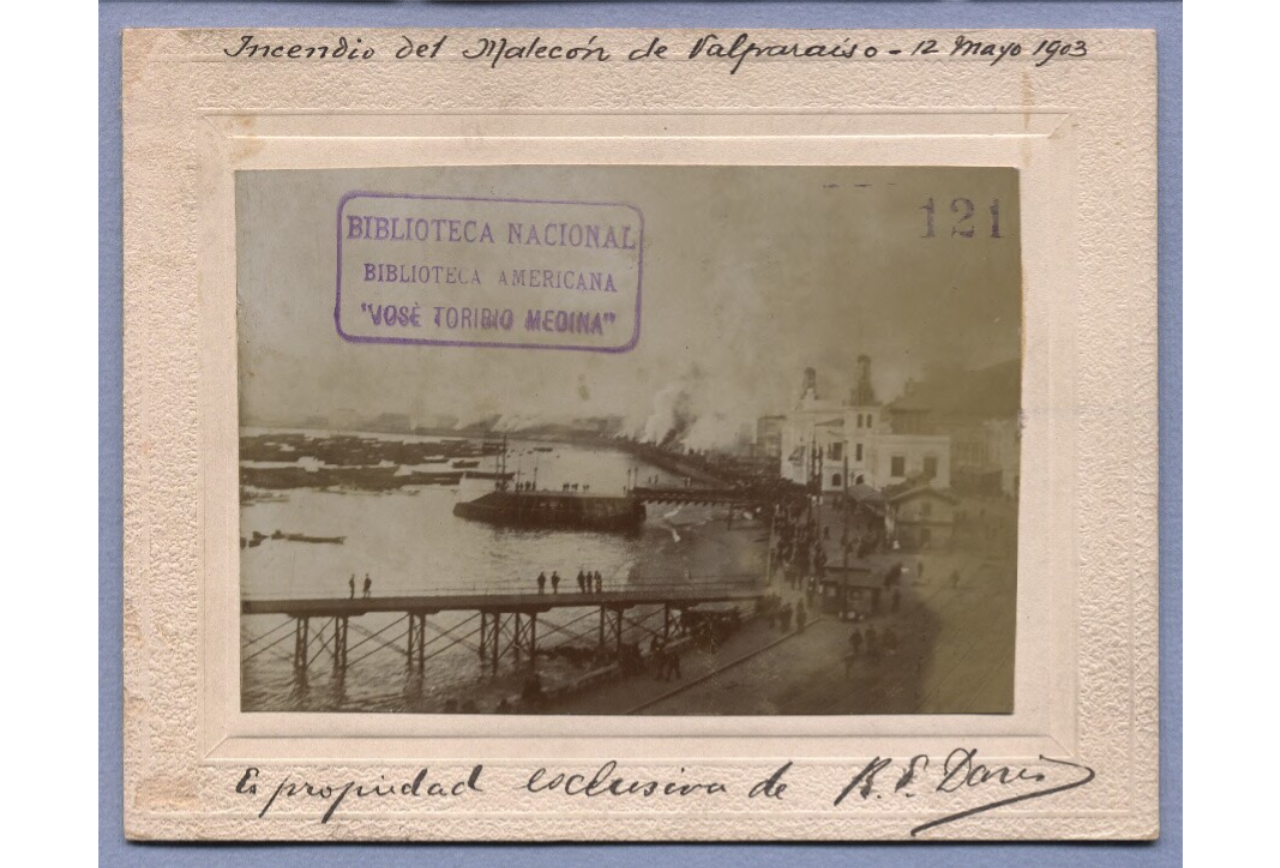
[887,485,960,505]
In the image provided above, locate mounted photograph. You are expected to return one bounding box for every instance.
[123,25,1163,841]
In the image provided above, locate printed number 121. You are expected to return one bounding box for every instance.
[921,198,1003,239]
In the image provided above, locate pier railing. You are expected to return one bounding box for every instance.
[241,575,768,681]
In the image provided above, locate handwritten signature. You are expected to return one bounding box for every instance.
[832,749,1095,836]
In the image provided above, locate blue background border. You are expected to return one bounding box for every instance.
[98,2,1182,864]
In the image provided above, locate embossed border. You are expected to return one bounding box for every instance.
[122,28,1162,844]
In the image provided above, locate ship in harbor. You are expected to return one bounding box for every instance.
[451,436,646,532]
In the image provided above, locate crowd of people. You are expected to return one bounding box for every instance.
[503,480,594,493]
[842,623,902,677]
[533,569,605,594]
[771,502,828,587]
[755,593,807,632]
[771,496,898,586]
[767,500,940,685]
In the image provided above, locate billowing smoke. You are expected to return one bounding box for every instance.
[489,413,545,433]
[641,381,696,446]
[680,413,752,453]
[637,366,753,452]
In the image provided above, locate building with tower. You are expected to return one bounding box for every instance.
[766,360,952,493]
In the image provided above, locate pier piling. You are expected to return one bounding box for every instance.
[247,582,763,683]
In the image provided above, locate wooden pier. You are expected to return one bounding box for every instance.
[629,485,803,507]
[242,583,765,680]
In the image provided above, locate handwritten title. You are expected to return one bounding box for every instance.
[223,32,1090,74]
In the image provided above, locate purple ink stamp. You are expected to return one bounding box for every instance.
[336,192,643,352]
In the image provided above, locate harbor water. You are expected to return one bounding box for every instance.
[240,432,768,712]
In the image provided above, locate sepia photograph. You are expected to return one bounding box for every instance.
[237,165,1022,716]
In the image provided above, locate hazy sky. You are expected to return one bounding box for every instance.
[237,165,1021,444]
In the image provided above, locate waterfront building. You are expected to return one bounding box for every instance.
[886,360,1021,498]
[776,359,951,492]
[886,485,959,549]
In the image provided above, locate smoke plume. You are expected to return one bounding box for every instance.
[637,365,753,452]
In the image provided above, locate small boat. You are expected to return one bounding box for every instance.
[533,446,554,453]
[452,459,480,468]
[282,533,346,545]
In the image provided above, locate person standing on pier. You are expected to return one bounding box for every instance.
[551,571,561,594]
[594,571,603,594]
[577,569,587,593]
[348,573,355,599]
[362,573,372,599]
[537,572,547,594]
